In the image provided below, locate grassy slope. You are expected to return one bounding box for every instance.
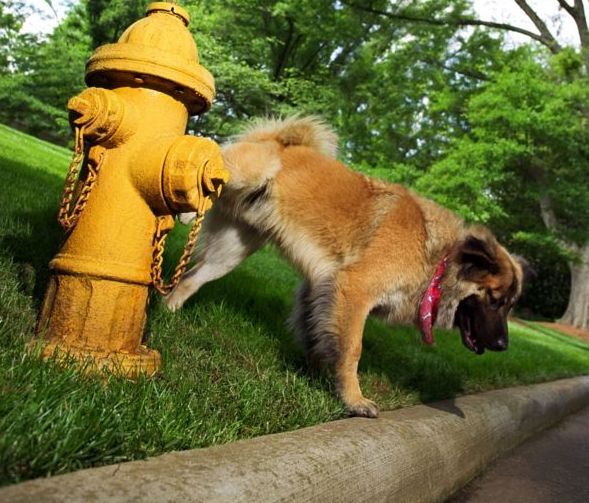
[1,123,588,485]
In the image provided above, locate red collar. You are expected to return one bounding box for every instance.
[418,255,449,346]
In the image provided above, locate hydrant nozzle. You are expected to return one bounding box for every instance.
[32,2,228,378]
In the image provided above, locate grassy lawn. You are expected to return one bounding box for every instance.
[1,123,588,486]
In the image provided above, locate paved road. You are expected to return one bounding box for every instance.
[449,405,589,502]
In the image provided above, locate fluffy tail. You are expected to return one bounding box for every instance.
[232,115,339,159]
[215,116,338,223]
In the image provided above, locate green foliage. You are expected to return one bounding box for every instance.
[334,0,506,167]
[0,2,90,144]
[510,235,570,320]
[416,136,519,222]
[86,0,148,48]
[0,1,34,75]
[181,0,505,158]
[0,73,69,142]
[184,0,377,139]
[420,48,589,239]
[550,46,585,79]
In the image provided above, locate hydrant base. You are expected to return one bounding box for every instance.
[35,273,160,379]
[30,340,161,379]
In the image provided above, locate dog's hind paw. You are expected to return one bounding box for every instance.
[346,397,379,418]
[163,292,185,312]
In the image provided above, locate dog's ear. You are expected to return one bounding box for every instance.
[513,254,536,285]
[456,235,499,280]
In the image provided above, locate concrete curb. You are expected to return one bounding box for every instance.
[2,376,589,503]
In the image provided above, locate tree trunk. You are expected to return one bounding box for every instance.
[559,243,589,330]
[539,194,589,329]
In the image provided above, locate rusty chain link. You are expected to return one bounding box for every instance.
[57,125,104,231]
[151,212,205,295]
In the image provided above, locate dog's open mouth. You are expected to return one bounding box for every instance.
[455,297,485,355]
[458,313,485,355]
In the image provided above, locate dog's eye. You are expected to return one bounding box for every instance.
[487,291,504,310]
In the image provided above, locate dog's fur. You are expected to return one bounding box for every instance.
[166,116,525,418]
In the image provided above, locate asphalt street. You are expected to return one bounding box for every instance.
[449,404,589,502]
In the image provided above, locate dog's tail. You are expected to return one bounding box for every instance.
[232,115,338,159]
[216,116,338,221]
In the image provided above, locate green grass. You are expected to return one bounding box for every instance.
[1,122,588,486]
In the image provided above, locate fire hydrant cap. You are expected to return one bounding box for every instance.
[85,1,214,115]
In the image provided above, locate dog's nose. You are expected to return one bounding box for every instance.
[489,338,508,351]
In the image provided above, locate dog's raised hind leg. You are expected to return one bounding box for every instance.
[164,210,265,311]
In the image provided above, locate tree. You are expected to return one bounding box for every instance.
[86,0,147,49]
[333,6,506,169]
[193,0,507,168]
[0,1,26,74]
[183,0,379,140]
[0,1,90,144]
[418,48,588,230]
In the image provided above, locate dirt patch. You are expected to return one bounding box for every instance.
[537,322,589,343]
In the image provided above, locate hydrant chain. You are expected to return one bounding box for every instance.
[151,212,205,295]
[57,126,104,231]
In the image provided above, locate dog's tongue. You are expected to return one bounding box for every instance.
[418,256,449,345]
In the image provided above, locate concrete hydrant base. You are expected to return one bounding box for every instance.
[2,376,588,503]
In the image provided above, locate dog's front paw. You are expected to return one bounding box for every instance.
[345,397,379,418]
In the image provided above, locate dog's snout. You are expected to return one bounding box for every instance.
[488,337,508,351]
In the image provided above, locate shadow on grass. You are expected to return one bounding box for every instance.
[171,264,305,364]
[361,320,468,403]
[167,260,469,404]
[0,158,63,305]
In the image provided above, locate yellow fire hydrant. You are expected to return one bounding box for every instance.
[33,2,228,378]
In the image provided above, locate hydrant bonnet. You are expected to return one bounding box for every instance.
[85,2,214,115]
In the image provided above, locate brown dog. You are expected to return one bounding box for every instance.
[166,117,525,418]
